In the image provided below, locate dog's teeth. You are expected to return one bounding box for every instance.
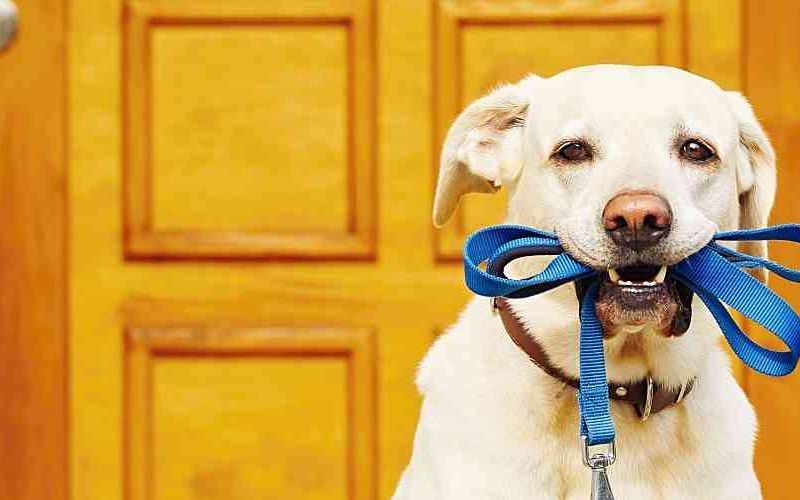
[654,265,667,284]
[619,280,633,286]
[608,268,620,282]
[644,281,655,287]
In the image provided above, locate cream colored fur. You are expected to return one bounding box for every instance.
[394,65,775,499]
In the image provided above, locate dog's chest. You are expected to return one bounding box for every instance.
[458,385,706,499]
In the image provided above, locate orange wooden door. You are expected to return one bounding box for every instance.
[63,1,796,499]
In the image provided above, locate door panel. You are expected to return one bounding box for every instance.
[126,326,371,500]
[66,1,797,499]
[150,24,350,233]
[152,357,348,500]
[122,0,376,260]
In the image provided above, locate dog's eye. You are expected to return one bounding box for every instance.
[555,141,591,162]
[680,139,716,162]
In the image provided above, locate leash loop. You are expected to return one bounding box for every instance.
[463,223,800,447]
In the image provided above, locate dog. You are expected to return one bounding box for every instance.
[392,65,774,499]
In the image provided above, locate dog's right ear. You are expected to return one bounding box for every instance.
[432,80,534,227]
[726,91,777,283]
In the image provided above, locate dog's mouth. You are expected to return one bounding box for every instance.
[594,264,694,337]
[605,264,667,306]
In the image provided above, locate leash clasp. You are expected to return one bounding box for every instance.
[582,436,616,500]
[581,435,616,469]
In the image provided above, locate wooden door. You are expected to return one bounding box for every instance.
[70,1,465,499]
[56,1,795,500]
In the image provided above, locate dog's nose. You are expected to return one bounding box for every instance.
[603,192,672,250]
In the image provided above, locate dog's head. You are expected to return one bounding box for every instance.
[434,65,775,338]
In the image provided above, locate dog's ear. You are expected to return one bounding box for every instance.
[432,80,534,227]
[727,91,777,283]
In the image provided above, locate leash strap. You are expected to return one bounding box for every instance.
[463,223,800,445]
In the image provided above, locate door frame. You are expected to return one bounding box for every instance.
[0,0,68,499]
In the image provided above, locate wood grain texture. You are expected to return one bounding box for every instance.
[0,0,68,499]
[150,24,350,234]
[123,0,376,260]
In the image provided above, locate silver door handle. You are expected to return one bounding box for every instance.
[0,0,17,52]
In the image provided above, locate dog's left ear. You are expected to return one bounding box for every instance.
[727,91,777,283]
[432,79,535,227]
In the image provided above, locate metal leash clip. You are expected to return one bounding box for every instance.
[582,436,616,500]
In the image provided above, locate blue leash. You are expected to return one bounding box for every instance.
[463,224,800,446]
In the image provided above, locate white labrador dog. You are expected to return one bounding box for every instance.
[393,65,774,499]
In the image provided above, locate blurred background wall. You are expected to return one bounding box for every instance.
[2,0,800,499]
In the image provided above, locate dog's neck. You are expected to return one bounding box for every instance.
[503,257,718,388]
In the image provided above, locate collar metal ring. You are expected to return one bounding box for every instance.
[638,376,654,421]
[675,381,688,404]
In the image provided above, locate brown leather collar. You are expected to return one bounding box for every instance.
[494,298,695,420]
